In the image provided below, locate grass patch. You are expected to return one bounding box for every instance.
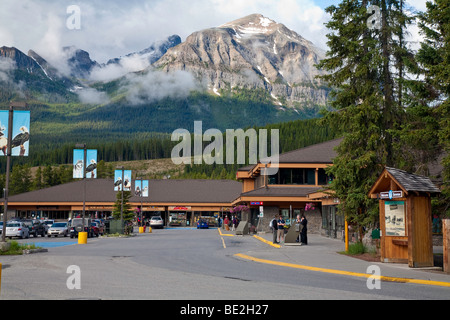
[0,241,41,255]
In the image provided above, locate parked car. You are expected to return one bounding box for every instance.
[47,222,69,237]
[90,222,100,237]
[5,221,29,239]
[42,219,55,232]
[197,219,209,229]
[69,218,94,238]
[150,216,164,229]
[91,221,104,236]
[23,219,46,237]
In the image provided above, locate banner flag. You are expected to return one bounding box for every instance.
[0,110,30,157]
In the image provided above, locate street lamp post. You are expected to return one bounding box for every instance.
[1,102,27,245]
[136,177,143,226]
[75,143,87,232]
[116,166,124,232]
[75,143,88,244]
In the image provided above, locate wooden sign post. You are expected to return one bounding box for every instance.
[443,219,450,273]
[369,167,441,268]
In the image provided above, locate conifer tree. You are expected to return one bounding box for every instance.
[414,0,450,216]
[316,0,416,231]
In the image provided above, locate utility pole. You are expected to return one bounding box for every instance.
[1,102,27,245]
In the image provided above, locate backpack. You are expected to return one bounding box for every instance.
[269,220,273,228]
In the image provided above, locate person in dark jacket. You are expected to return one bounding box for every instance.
[271,215,278,244]
[300,215,308,245]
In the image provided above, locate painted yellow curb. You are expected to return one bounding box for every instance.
[253,235,281,248]
[234,253,450,288]
[218,228,234,237]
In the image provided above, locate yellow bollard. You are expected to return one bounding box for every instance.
[78,232,88,244]
[139,227,144,233]
[148,226,152,233]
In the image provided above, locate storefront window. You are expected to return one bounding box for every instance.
[269,168,316,185]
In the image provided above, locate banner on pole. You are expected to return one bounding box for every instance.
[0,110,30,157]
[73,149,97,179]
[114,170,132,191]
[135,180,149,197]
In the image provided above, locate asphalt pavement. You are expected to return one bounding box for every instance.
[218,227,450,289]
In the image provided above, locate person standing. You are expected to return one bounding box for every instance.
[270,215,278,244]
[277,215,286,244]
[224,215,230,231]
[300,214,308,245]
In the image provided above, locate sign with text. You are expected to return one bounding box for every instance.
[380,190,403,200]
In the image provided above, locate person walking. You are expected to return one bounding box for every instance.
[300,214,308,245]
[224,216,230,231]
[232,215,237,231]
[277,215,286,244]
[270,215,278,244]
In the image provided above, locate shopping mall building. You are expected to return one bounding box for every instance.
[0,138,346,237]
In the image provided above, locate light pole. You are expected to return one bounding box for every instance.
[136,177,143,227]
[1,102,27,245]
[116,166,124,232]
[75,143,88,244]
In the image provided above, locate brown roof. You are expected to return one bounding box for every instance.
[275,138,342,164]
[3,179,243,204]
[237,137,342,172]
[385,167,441,194]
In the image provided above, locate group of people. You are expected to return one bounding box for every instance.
[270,214,307,245]
[223,215,239,231]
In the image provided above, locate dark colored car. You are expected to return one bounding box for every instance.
[197,219,209,229]
[69,218,94,238]
[90,222,100,237]
[91,221,104,236]
[23,219,46,237]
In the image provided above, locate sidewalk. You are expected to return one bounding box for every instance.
[220,228,450,288]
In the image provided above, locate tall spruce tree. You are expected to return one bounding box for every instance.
[414,0,450,216]
[317,0,416,232]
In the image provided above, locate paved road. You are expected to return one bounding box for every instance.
[0,228,449,302]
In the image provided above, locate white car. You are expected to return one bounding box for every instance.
[149,216,164,229]
[47,222,69,237]
[5,221,29,239]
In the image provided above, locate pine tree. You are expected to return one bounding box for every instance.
[316,0,416,231]
[112,190,134,233]
[414,0,450,216]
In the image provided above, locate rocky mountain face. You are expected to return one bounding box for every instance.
[1,15,329,111]
[0,46,43,74]
[154,14,329,107]
[107,35,181,66]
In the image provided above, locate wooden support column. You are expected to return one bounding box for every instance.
[443,219,450,274]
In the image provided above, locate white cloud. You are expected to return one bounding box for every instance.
[0,56,16,83]
[0,0,331,63]
[123,69,201,105]
[76,87,110,105]
[89,54,152,82]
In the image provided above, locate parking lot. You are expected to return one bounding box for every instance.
[0,218,105,245]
